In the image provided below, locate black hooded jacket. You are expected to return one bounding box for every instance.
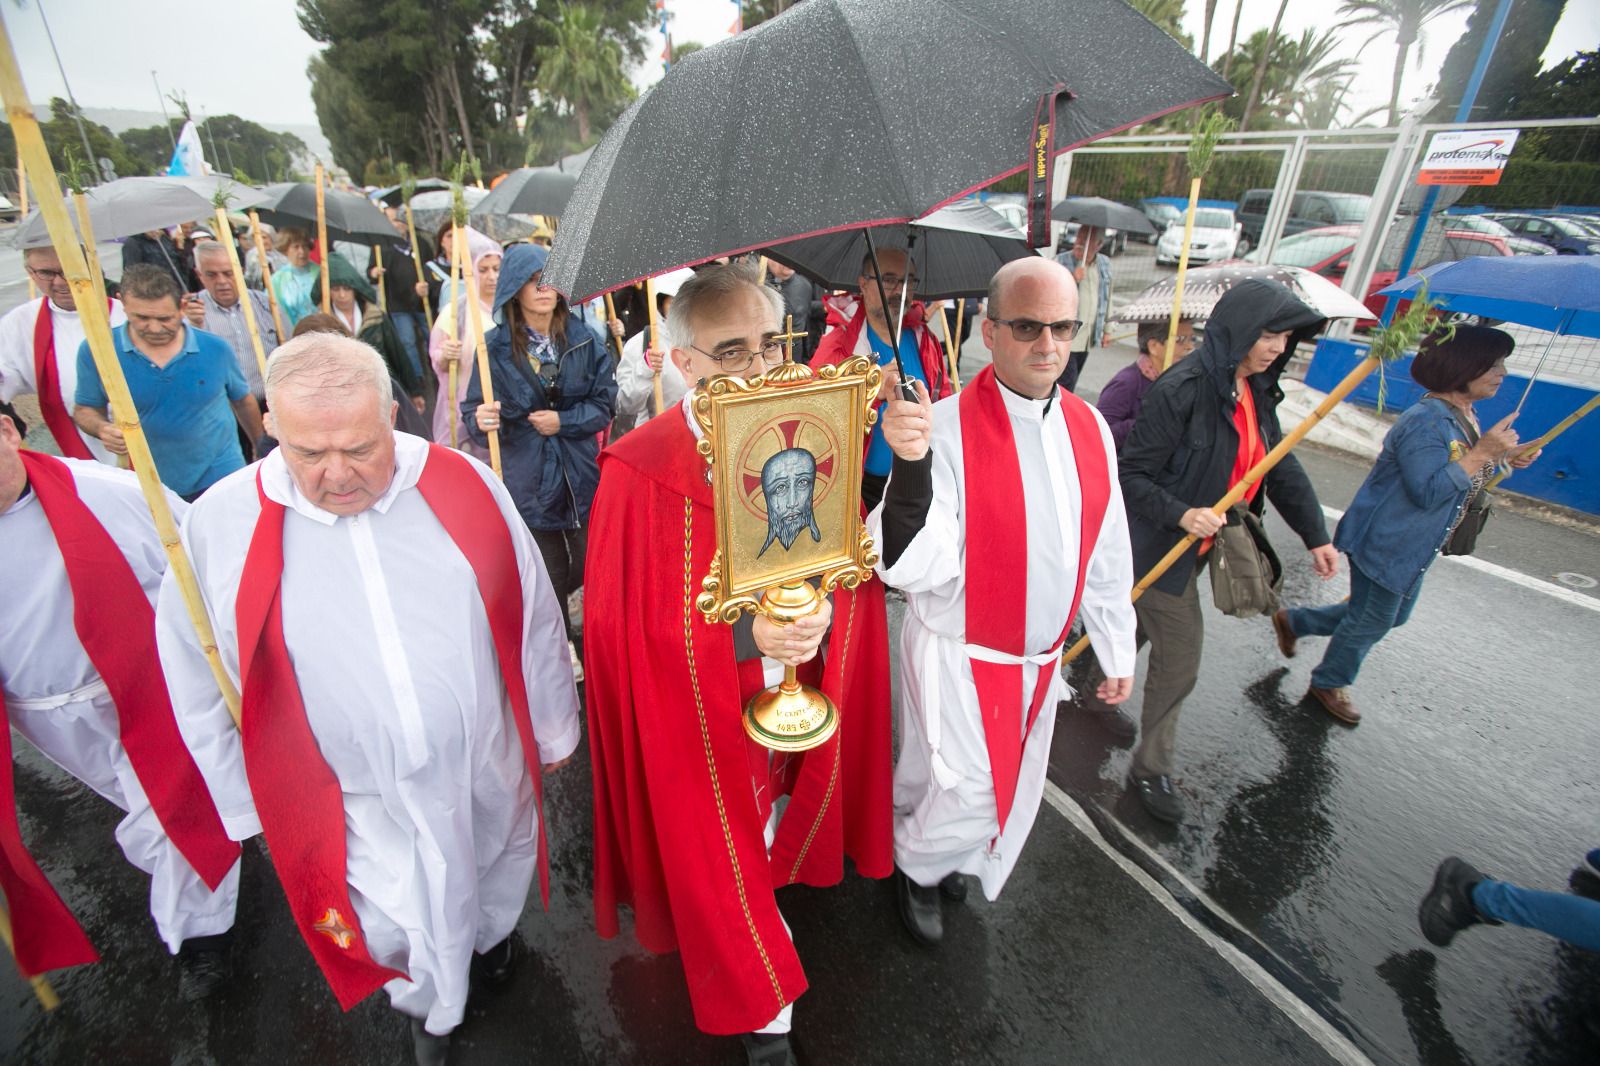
[1119,278,1331,596]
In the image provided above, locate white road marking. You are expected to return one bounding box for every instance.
[1041,781,1378,1066]
[1320,505,1600,615]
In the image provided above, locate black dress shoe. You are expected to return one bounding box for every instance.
[741,1032,799,1066]
[475,935,518,989]
[1072,695,1138,740]
[1128,771,1185,824]
[409,1017,451,1066]
[939,872,968,903]
[896,869,943,945]
[176,932,234,1002]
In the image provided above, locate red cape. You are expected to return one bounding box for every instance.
[812,300,953,405]
[584,405,892,1035]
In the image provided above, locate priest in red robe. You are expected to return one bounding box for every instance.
[585,262,892,1066]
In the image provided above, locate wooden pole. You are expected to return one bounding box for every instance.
[213,206,269,381]
[69,190,105,300]
[314,163,331,313]
[646,277,664,415]
[602,293,624,361]
[445,226,462,448]
[249,210,287,341]
[373,243,387,313]
[403,206,432,324]
[0,22,243,733]
[18,158,34,300]
[935,305,958,391]
[1061,353,1388,666]
[1162,176,1203,371]
[1483,393,1600,492]
[457,226,502,478]
[0,903,58,1010]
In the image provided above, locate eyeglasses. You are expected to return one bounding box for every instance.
[862,273,917,291]
[688,339,787,373]
[989,316,1082,342]
[26,266,67,283]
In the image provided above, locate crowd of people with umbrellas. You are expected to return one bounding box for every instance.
[3,2,1598,1064]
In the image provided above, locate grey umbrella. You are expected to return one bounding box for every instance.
[251,181,396,244]
[373,178,451,207]
[471,168,578,223]
[544,0,1230,302]
[1050,196,1155,235]
[765,201,1036,299]
[12,176,264,249]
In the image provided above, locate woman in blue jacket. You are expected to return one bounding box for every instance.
[1273,327,1535,725]
[467,243,617,658]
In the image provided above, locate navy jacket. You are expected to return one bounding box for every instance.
[463,317,617,531]
[1118,279,1331,595]
[1333,397,1477,596]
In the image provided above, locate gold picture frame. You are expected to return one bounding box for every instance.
[692,354,883,750]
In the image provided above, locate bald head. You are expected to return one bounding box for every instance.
[986,257,1075,321]
[981,257,1080,399]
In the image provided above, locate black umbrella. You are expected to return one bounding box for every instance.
[373,178,451,207]
[766,200,1036,299]
[545,0,1230,302]
[252,182,395,244]
[1050,196,1155,235]
[471,167,578,222]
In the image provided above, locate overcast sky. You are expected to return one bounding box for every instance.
[6,0,1597,134]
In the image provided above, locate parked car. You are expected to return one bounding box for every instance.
[1155,207,1241,265]
[1442,213,1552,256]
[1137,199,1183,243]
[1235,189,1371,253]
[1239,223,1511,326]
[1483,212,1600,255]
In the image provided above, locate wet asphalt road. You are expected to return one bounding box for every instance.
[4,330,1597,1063]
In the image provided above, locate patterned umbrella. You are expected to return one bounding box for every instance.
[1113,264,1373,323]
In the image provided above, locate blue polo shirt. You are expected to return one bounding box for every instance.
[75,324,249,497]
[863,324,927,478]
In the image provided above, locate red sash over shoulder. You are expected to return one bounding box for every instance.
[235,443,548,1011]
[959,366,1109,833]
[0,453,238,979]
[32,299,104,460]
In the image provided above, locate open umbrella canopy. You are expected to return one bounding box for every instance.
[1113,264,1373,323]
[156,174,270,212]
[11,176,255,248]
[252,181,396,244]
[1050,196,1154,235]
[471,167,578,222]
[372,178,451,207]
[545,0,1230,300]
[1377,256,1600,338]
[765,200,1036,299]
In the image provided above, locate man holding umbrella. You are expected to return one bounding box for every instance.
[812,248,952,510]
[1055,224,1113,394]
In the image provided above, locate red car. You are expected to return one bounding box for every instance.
[1239,224,1512,327]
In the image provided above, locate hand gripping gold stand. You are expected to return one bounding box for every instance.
[692,318,882,752]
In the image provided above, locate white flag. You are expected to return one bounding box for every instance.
[166,121,209,177]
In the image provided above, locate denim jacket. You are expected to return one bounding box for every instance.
[1333,397,1476,596]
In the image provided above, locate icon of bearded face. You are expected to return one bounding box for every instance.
[758,447,821,557]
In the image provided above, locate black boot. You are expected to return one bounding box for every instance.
[474,935,518,990]
[938,872,968,903]
[741,1032,798,1066]
[896,869,943,945]
[409,1017,451,1066]
[1418,857,1495,947]
[177,930,234,1002]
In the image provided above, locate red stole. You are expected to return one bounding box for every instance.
[235,443,548,1011]
[959,366,1110,833]
[32,300,101,460]
[1,453,239,978]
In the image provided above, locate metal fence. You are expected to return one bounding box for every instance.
[1053,117,1600,388]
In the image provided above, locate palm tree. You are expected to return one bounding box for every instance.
[1200,0,1219,62]
[535,2,630,144]
[1129,0,1190,45]
[1337,0,1475,126]
[1240,0,1290,130]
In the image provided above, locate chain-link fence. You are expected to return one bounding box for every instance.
[1056,118,1600,388]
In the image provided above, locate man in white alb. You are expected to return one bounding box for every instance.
[870,257,1136,944]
